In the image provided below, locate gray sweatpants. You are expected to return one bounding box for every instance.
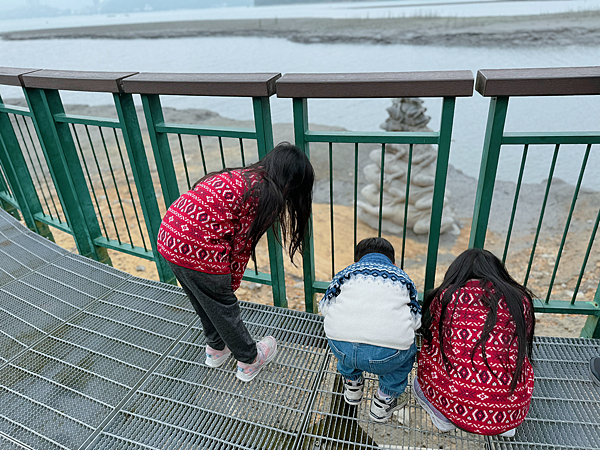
[168,262,258,364]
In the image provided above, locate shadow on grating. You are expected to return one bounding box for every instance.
[0,209,599,450]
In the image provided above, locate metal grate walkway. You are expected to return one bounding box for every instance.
[0,208,598,450]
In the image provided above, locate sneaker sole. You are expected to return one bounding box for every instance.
[369,396,408,423]
[590,365,600,387]
[343,394,363,405]
[411,378,456,432]
[204,352,231,368]
[235,343,278,382]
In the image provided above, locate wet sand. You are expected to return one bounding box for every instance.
[3,11,600,47]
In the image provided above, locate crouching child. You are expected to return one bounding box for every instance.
[319,237,421,422]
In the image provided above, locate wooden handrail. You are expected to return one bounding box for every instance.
[476,67,600,96]
[275,71,474,98]
[0,67,41,87]
[121,72,281,97]
[20,69,139,93]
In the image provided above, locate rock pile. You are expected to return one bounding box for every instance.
[357,98,460,236]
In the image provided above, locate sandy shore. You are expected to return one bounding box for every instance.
[3,11,600,47]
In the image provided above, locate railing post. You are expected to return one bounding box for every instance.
[469,96,509,249]
[141,94,180,209]
[0,101,53,239]
[253,96,287,308]
[0,152,21,221]
[24,87,111,264]
[113,92,176,284]
[424,96,456,292]
[581,282,600,338]
[292,97,317,313]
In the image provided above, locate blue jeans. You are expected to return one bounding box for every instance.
[328,339,417,398]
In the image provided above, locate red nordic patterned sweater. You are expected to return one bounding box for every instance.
[157,170,260,291]
[417,280,534,435]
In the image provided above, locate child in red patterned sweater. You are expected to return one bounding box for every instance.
[157,142,314,382]
[414,248,535,437]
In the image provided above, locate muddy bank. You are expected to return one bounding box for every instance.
[3,11,600,47]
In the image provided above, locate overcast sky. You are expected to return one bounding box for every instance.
[0,1,95,12]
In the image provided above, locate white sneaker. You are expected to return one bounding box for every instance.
[343,377,364,405]
[370,392,409,423]
[205,344,231,368]
[412,377,456,432]
[499,428,516,437]
[236,336,277,382]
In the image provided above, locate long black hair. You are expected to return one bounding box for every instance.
[193,142,314,263]
[420,248,535,391]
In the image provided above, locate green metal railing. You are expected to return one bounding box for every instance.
[276,72,474,312]
[471,67,600,338]
[0,66,599,337]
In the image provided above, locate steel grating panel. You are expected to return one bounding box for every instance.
[90,303,329,450]
[0,209,599,450]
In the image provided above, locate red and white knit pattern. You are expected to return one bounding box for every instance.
[417,280,534,435]
[157,170,260,291]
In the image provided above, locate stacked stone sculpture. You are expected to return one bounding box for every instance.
[357,98,460,236]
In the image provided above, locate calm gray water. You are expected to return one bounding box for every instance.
[1,1,599,189]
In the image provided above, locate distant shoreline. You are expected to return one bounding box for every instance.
[3,11,600,47]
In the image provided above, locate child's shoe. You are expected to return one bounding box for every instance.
[412,376,456,432]
[343,377,364,405]
[499,428,516,438]
[369,391,408,422]
[205,344,231,368]
[236,336,277,382]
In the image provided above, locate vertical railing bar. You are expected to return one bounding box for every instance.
[353,143,359,251]
[218,136,226,169]
[378,143,386,237]
[113,128,149,251]
[502,144,529,264]
[197,136,208,176]
[329,142,335,278]
[545,143,592,303]
[524,144,560,288]
[87,125,120,244]
[99,126,134,246]
[72,123,109,238]
[177,133,191,191]
[14,114,57,220]
[239,138,246,167]
[572,204,600,304]
[401,144,413,270]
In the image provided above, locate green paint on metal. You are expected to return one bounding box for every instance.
[305,130,439,144]
[114,93,175,285]
[424,97,456,292]
[524,144,560,289]
[156,123,256,140]
[353,143,358,251]
[177,133,192,190]
[546,144,591,303]
[0,96,53,240]
[218,136,226,169]
[141,94,180,210]
[572,206,600,305]
[253,96,286,308]
[502,144,529,264]
[239,138,246,167]
[378,143,385,238]
[502,131,600,145]
[401,144,413,270]
[25,87,111,265]
[469,96,509,250]
[329,142,335,277]
[53,113,121,129]
[0,102,32,116]
[197,136,208,176]
[72,123,109,239]
[294,98,317,313]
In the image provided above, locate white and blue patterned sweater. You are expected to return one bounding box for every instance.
[319,253,421,351]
